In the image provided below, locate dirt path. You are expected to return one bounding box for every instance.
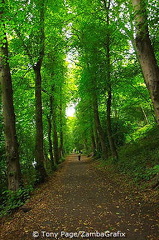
[0,154,158,240]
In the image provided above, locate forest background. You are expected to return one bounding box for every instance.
[0,0,159,216]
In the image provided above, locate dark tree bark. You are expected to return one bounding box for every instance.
[50,87,59,165]
[92,86,108,159]
[33,64,47,182]
[47,113,54,170]
[86,58,108,159]
[91,129,96,156]
[92,123,101,156]
[32,0,47,182]
[106,87,118,160]
[59,127,64,158]
[132,0,159,124]
[94,128,102,155]
[0,25,22,190]
[102,0,118,160]
[59,93,64,158]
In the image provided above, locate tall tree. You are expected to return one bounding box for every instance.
[103,0,118,160]
[0,1,22,191]
[131,0,159,124]
[33,0,47,182]
[12,0,48,182]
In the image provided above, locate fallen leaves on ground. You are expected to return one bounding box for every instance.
[0,154,158,240]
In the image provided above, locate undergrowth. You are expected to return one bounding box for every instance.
[0,186,33,217]
[98,126,159,187]
[0,158,66,218]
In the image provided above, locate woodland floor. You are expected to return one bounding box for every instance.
[0,154,158,240]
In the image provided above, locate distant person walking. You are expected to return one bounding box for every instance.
[78,152,81,161]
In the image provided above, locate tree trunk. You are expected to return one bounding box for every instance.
[59,95,64,158]
[59,128,64,158]
[47,115,55,169]
[132,0,159,124]
[141,105,149,124]
[94,126,102,156]
[102,0,118,160]
[107,88,118,160]
[91,130,96,156]
[33,0,47,182]
[33,65,47,182]
[0,30,22,191]
[47,94,56,168]
[92,88,108,159]
[50,89,59,164]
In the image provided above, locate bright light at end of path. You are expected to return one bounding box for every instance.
[66,105,76,117]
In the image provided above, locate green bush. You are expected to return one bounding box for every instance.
[0,186,33,217]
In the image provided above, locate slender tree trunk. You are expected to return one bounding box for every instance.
[107,88,118,160]
[59,95,64,158]
[33,65,47,182]
[59,128,64,158]
[94,126,102,156]
[92,89,108,159]
[47,115,54,169]
[132,0,159,124]
[141,105,149,124]
[103,0,118,160]
[0,30,22,191]
[91,131,96,156]
[50,89,59,164]
[48,94,56,168]
[33,0,48,182]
